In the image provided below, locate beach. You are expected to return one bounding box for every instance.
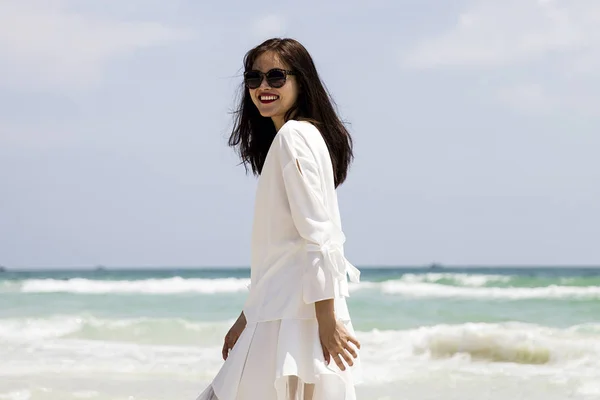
[1,266,599,400]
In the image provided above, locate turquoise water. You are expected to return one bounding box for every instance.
[1,267,600,399]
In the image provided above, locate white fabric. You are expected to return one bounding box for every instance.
[243,120,360,323]
[196,320,361,400]
[195,120,361,400]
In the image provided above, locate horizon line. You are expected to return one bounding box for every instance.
[2,264,600,272]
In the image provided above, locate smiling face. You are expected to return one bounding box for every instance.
[248,51,300,131]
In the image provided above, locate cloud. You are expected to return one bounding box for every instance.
[403,0,600,115]
[0,0,187,91]
[404,0,600,69]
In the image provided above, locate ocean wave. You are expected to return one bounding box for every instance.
[360,321,600,367]
[2,315,600,368]
[396,273,512,287]
[3,275,599,299]
[0,315,232,345]
[2,316,600,389]
[10,277,251,294]
[378,281,600,299]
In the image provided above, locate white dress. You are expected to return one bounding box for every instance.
[196,120,362,400]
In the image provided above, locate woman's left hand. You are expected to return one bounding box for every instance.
[317,316,361,371]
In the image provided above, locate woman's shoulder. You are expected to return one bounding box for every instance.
[276,120,327,165]
[278,120,323,147]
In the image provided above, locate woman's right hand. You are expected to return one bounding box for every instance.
[222,312,247,360]
[315,299,360,371]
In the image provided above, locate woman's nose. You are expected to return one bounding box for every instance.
[258,76,271,89]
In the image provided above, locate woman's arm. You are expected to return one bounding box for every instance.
[279,128,357,303]
[315,299,360,370]
[278,126,361,370]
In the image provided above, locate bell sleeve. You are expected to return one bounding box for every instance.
[278,127,360,304]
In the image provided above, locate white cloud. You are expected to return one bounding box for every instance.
[404,0,600,69]
[403,0,600,115]
[0,0,186,90]
[252,15,287,39]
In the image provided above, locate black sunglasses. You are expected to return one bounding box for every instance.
[244,68,295,89]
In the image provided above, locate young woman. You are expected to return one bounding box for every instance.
[196,38,362,400]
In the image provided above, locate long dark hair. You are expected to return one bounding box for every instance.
[228,38,353,188]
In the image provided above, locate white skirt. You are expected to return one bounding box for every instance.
[195,318,361,400]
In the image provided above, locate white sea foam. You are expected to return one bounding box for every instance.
[0,316,81,341]
[0,336,218,378]
[357,321,600,386]
[0,316,230,345]
[16,277,251,294]
[2,315,599,369]
[0,390,31,400]
[1,317,599,399]
[397,273,512,287]
[4,276,599,300]
[379,281,600,299]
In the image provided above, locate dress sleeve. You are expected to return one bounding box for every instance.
[278,126,360,304]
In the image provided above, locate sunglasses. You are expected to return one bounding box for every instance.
[244,68,295,89]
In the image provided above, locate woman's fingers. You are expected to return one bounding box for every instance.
[339,347,354,367]
[222,332,235,360]
[347,335,361,350]
[344,340,358,359]
[331,353,346,371]
[338,323,361,350]
[320,338,331,365]
[318,321,361,370]
[327,346,355,371]
[222,339,229,360]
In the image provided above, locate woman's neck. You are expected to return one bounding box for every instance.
[273,110,297,132]
[272,117,284,132]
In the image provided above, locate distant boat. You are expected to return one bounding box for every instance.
[428,262,443,270]
[94,265,107,271]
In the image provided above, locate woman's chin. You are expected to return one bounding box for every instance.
[258,109,276,118]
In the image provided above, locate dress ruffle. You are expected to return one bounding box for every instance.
[195,319,361,400]
[303,241,360,302]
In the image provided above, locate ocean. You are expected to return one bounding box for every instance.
[1,266,599,400]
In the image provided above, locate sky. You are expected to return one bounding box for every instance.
[0,0,599,269]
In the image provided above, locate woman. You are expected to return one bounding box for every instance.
[196,38,362,400]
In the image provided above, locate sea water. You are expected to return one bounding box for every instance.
[1,267,599,400]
